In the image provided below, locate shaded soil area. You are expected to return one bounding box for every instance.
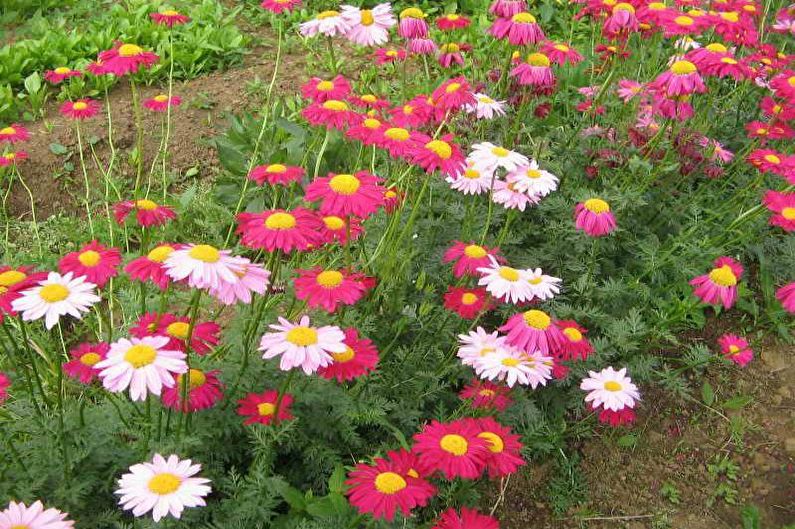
[496,342,794,528]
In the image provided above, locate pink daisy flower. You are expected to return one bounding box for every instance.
[653,60,707,96]
[318,327,379,382]
[689,256,743,309]
[473,417,525,478]
[345,453,436,521]
[408,37,437,56]
[164,244,246,290]
[377,126,420,159]
[208,259,270,306]
[398,7,428,38]
[131,312,220,355]
[0,150,28,167]
[489,12,545,45]
[438,43,466,68]
[85,60,107,76]
[413,418,489,479]
[769,70,795,101]
[436,13,471,31]
[540,41,584,65]
[432,507,499,529]
[340,4,396,47]
[97,42,159,76]
[124,243,178,290]
[302,99,358,130]
[113,198,176,227]
[575,198,617,237]
[304,171,385,217]
[293,268,372,313]
[763,190,795,232]
[301,75,352,102]
[237,389,293,425]
[443,241,503,278]
[0,501,74,529]
[490,0,527,18]
[58,240,121,288]
[374,48,407,64]
[594,405,637,427]
[44,67,82,84]
[237,208,322,253]
[510,53,555,89]
[390,96,434,128]
[150,9,190,27]
[500,309,565,354]
[0,266,47,321]
[616,79,645,102]
[747,149,795,178]
[259,315,347,374]
[318,214,363,245]
[555,320,593,361]
[409,133,466,178]
[248,164,305,186]
[444,286,492,319]
[492,180,538,211]
[299,10,352,38]
[0,372,8,403]
[143,94,182,112]
[260,0,302,14]
[776,282,795,313]
[62,342,109,384]
[459,379,513,411]
[346,115,386,145]
[162,368,223,412]
[432,77,477,113]
[603,3,640,37]
[717,334,753,367]
[0,123,30,144]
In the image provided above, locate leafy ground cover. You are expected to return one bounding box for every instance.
[0,0,794,528]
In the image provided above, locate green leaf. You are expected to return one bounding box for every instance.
[23,72,41,94]
[721,395,753,410]
[328,464,345,494]
[701,381,715,406]
[49,143,68,155]
[616,434,637,448]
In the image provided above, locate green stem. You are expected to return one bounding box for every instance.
[75,122,95,237]
[130,79,145,194]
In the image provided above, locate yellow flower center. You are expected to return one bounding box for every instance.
[720,57,738,65]
[764,154,781,164]
[402,104,414,115]
[316,10,339,19]
[0,270,26,287]
[148,473,181,495]
[528,277,543,285]
[584,198,610,214]
[40,284,70,303]
[316,270,344,288]
[265,212,297,230]
[322,100,349,111]
[189,244,220,263]
[613,2,635,13]
[461,292,478,305]
[445,82,462,94]
[728,344,740,354]
[0,127,16,136]
[374,472,407,494]
[523,309,551,329]
[360,9,375,25]
[464,244,487,258]
[670,60,697,75]
[361,94,377,103]
[478,96,495,104]
[788,76,795,88]
[385,127,410,141]
[385,190,397,198]
[562,327,583,342]
[124,344,157,368]
[4,153,15,160]
[512,12,536,23]
[385,50,398,57]
[687,8,705,16]
[425,140,452,160]
[447,14,461,20]
[705,43,728,53]
[316,80,334,91]
[54,67,71,74]
[604,381,622,391]
[286,326,318,346]
[331,346,355,363]
[782,207,795,221]
[166,321,190,339]
[478,431,505,453]
[135,198,158,210]
[73,101,88,111]
[177,368,207,389]
[148,245,174,263]
[648,2,666,9]
[502,357,520,367]
[323,216,345,230]
[118,44,143,57]
[80,352,101,366]
[400,7,425,19]
[441,43,461,53]
[527,53,551,67]
[463,168,480,179]
[78,250,101,267]
[719,11,739,21]
[708,265,737,287]
[329,174,361,195]
[439,434,468,456]
[363,118,382,129]
[266,163,287,173]
[258,402,276,416]
[491,146,510,157]
[498,267,520,281]
[162,9,180,16]
[479,388,495,397]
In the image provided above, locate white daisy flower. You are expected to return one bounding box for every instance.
[491,179,539,212]
[0,500,75,529]
[526,268,562,301]
[477,257,534,304]
[259,315,347,375]
[468,142,529,172]
[506,160,559,197]
[464,93,507,120]
[11,271,100,330]
[164,244,245,290]
[299,10,353,37]
[340,3,396,46]
[95,336,187,401]
[456,327,505,366]
[580,366,641,412]
[446,159,498,195]
[473,348,553,388]
[116,453,211,522]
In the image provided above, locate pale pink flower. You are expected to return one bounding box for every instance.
[259,315,347,374]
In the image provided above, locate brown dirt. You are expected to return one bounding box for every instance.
[495,341,795,529]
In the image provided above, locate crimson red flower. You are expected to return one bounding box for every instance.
[301,75,351,102]
[237,389,293,425]
[443,286,492,319]
[592,403,636,427]
[346,115,387,145]
[44,67,82,84]
[261,0,302,14]
[124,243,178,290]
[459,380,513,411]
[318,215,363,245]
[413,418,489,479]
[237,208,323,253]
[304,171,385,217]
[432,77,476,113]
[382,187,403,213]
[318,327,379,382]
[162,368,224,412]
[150,9,190,27]
[390,96,434,128]
[58,240,121,288]
[374,48,407,64]
[474,417,525,478]
[770,69,795,102]
[62,342,109,384]
[432,507,499,529]
[0,266,47,321]
[763,190,795,232]
[113,199,176,227]
[409,133,466,178]
[436,13,470,30]
[293,268,373,313]
[302,99,358,130]
[443,241,503,278]
[97,42,159,76]
[248,164,305,186]
[0,151,28,167]
[143,94,182,112]
[747,149,794,177]
[131,312,220,355]
[540,41,583,65]
[0,123,30,144]
[554,320,593,361]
